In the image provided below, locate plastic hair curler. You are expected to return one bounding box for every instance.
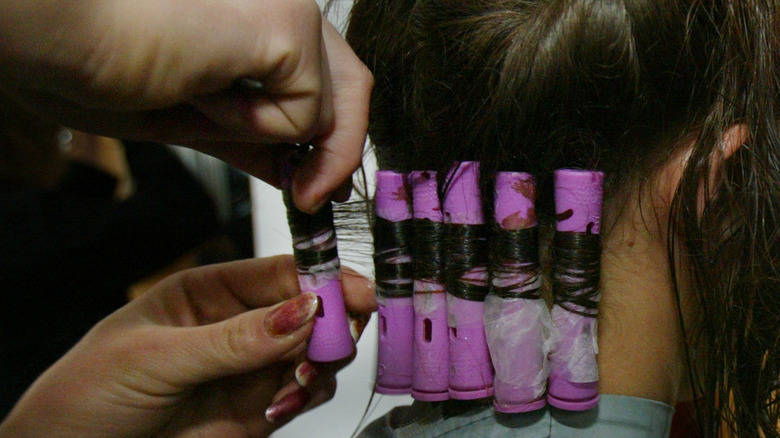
[442,161,494,400]
[373,170,415,394]
[409,170,449,401]
[282,154,354,363]
[547,169,604,410]
[486,171,551,412]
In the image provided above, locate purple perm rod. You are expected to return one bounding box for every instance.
[486,172,551,413]
[547,169,604,410]
[283,191,355,363]
[409,171,449,401]
[442,161,494,400]
[373,171,414,394]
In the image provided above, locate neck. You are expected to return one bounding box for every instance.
[596,192,691,406]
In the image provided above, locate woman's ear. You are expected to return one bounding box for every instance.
[708,123,749,193]
[655,123,748,219]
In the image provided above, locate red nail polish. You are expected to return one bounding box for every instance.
[265,293,318,337]
[265,388,310,423]
[295,361,320,387]
[348,312,370,344]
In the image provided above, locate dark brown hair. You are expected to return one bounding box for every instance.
[346,0,780,435]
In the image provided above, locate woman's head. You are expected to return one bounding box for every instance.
[350,0,776,211]
[347,0,780,435]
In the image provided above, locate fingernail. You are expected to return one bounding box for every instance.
[265,388,310,423]
[265,293,319,337]
[295,361,320,387]
[348,312,370,344]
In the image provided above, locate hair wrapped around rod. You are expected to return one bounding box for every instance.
[410,170,450,401]
[547,169,603,411]
[490,225,541,300]
[485,171,551,413]
[442,161,494,400]
[283,191,354,363]
[551,232,601,316]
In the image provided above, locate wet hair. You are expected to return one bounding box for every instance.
[373,203,414,299]
[551,231,600,315]
[443,210,490,302]
[346,0,780,435]
[491,224,541,300]
[284,191,341,276]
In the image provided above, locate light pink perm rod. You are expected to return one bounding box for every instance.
[281,154,354,363]
[409,170,449,401]
[547,169,604,410]
[373,170,414,394]
[486,171,550,413]
[443,161,493,400]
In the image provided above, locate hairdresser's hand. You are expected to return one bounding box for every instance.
[0,0,372,213]
[0,256,375,438]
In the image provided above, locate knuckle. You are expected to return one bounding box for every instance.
[219,316,259,362]
[298,113,324,140]
[270,255,301,298]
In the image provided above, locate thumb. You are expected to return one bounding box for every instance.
[162,292,319,385]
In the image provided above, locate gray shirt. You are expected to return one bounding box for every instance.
[358,394,673,438]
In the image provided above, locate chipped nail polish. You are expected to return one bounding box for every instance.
[295,361,320,387]
[265,293,318,337]
[349,312,370,344]
[265,388,310,423]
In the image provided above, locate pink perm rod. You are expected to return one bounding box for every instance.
[281,155,354,363]
[409,171,449,401]
[547,168,604,410]
[373,171,414,394]
[443,161,493,400]
[486,172,550,413]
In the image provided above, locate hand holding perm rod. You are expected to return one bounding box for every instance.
[282,149,355,363]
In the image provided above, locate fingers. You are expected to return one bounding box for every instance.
[172,256,302,318]
[190,19,333,144]
[3,0,370,214]
[154,256,375,326]
[266,368,337,425]
[292,20,373,213]
[162,293,319,385]
[191,17,371,214]
[184,141,288,190]
[133,256,375,384]
[341,265,378,314]
[195,18,372,213]
[188,1,334,144]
